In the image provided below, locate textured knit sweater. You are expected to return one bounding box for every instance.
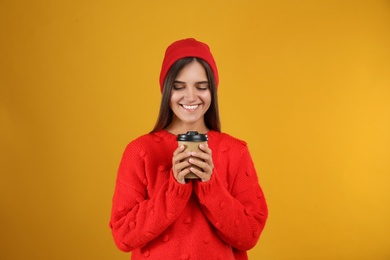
[110,130,268,260]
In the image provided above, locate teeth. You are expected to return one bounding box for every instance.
[182,104,198,110]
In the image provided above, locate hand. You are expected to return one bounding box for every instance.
[172,145,192,184]
[188,144,214,182]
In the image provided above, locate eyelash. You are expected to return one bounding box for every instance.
[173,86,184,90]
[173,86,209,91]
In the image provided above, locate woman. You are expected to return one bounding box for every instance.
[110,38,268,259]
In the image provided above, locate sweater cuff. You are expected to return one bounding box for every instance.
[193,170,229,203]
[166,170,193,200]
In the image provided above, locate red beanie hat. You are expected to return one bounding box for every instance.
[159,38,219,92]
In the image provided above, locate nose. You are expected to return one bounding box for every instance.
[184,86,196,102]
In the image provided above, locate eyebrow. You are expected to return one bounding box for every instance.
[173,80,209,84]
[196,81,209,85]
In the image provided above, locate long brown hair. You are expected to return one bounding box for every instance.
[151,57,220,133]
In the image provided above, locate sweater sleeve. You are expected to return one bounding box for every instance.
[193,142,268,251]
[109,140,192,252]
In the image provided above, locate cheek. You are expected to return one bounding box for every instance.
[201,92,212,106]
[169,94,178,106]
[170,91,183,100]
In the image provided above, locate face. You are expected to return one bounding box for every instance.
[169,60,211,130]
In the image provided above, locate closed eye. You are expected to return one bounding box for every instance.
[196,82,209,90]
[172,81,209,90]
[173,85,185,90]
[173,81,186,90]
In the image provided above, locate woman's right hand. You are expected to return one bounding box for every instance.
[172,145,192,184]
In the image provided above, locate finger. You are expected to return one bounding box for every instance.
[175,168,191,184]
[198,144,212,154]
[175,160,192,172]
[189,152,214,170]
[190,151,209,161]
[191,144,212,159]
[173,151,192,164]
[189,167,211,182]
[178,167,191,179]
[173,145,186,156]
[189,158,208,170]
[189,158,213,176]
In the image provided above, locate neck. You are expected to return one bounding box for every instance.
[165,119,209,135]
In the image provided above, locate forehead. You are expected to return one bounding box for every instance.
[175,61,208,81]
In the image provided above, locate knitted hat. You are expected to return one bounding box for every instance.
[159,38,219,92]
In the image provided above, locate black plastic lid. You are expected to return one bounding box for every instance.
[177,131,208,142]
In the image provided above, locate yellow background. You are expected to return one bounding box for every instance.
[1,0,389,259]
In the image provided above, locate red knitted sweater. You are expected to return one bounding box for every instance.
[110,130,268,260]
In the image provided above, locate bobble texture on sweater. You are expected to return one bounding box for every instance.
[110,130,268,259]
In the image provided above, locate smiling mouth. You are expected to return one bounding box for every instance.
[181,104,199,111]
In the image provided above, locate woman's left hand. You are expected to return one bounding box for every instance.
[189,144,214,182]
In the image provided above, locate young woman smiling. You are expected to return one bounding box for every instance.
[110,38,268,260]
